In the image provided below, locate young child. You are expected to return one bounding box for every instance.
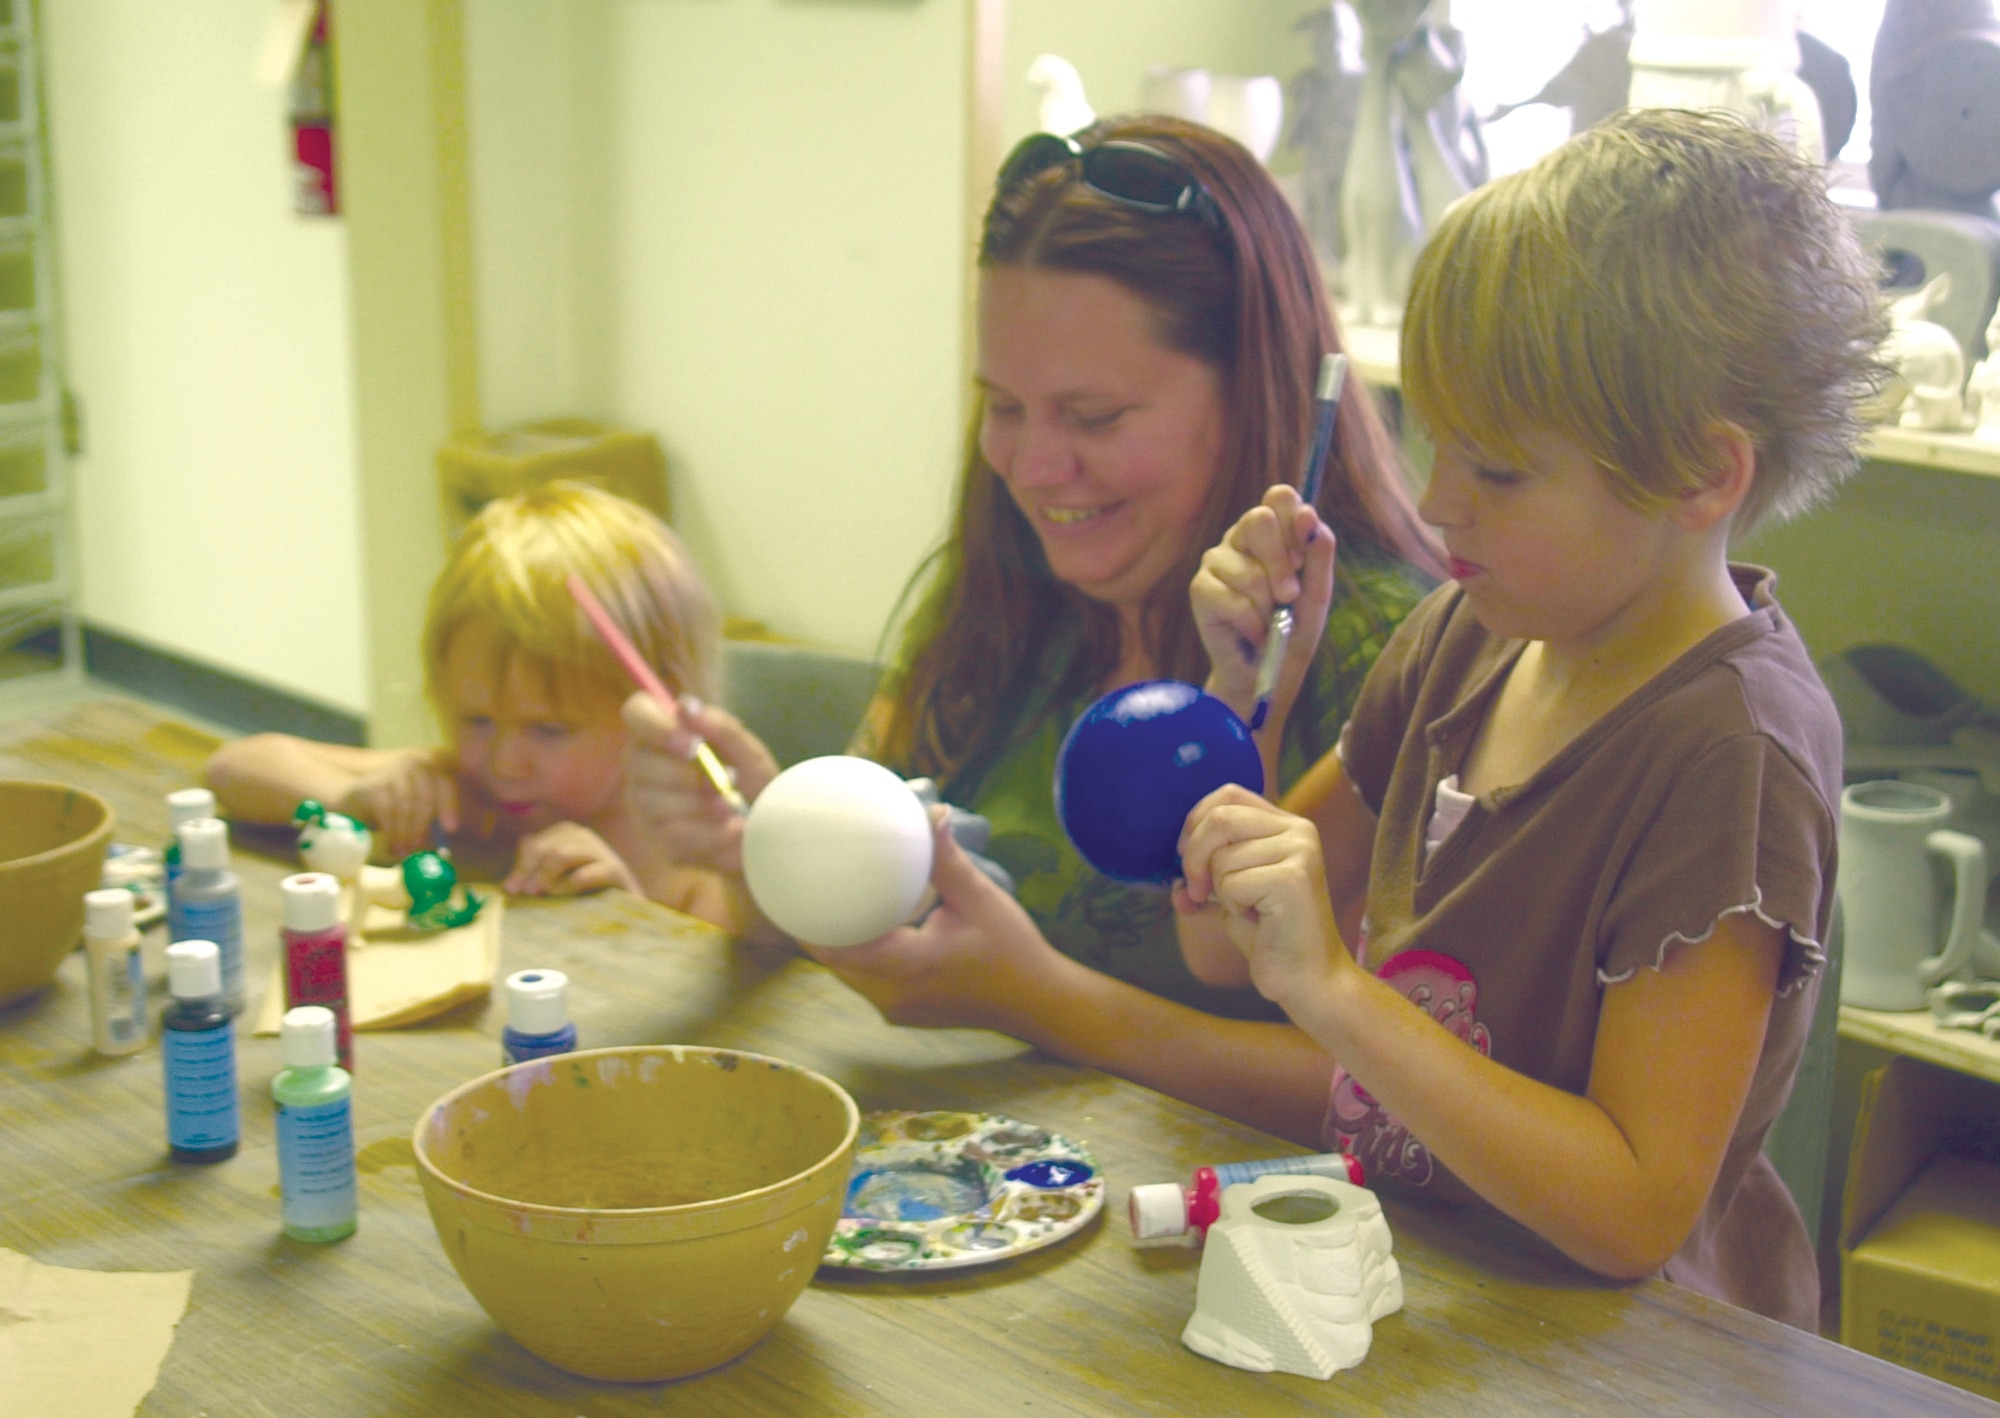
[1176,108,1886,1329]
[207,481,746,927]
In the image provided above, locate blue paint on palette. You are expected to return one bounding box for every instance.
[1054,680,1264,883]
[845,1161,989,1223]
[1005,1159,1095,1189]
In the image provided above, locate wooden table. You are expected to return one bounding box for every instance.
[3,697,1993,1417]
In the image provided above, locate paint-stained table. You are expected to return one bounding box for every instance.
[2,696,1993,1417]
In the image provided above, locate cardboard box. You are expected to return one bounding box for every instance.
[436,418,669,542]
[1840,1054,2000,1401]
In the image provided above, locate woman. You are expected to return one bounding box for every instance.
[629,115,1441,1142]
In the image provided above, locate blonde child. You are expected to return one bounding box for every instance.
[1176,109,1886,1329]
[207,482,745,926]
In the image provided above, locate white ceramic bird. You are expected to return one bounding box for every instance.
[293,800,373,882]
[1028,53,1095,137]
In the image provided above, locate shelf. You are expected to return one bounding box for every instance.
[1839,1004,2000,1086]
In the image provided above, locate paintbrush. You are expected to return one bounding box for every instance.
[1249,351,1348,733]
[566,573,750,814]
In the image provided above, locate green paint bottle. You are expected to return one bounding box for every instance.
[272,1005,357,1243]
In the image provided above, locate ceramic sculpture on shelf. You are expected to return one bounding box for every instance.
[1285,4,1364,263]
[1180,1173,1403,1380]
[1340,0,1487,329]
[1028,53,1094,137]
[1626,0,1825,159]
[1968,303,2000,440]
[1869,275,1969,431]
[1486,0,1635,134]
[1869,0,2000,219]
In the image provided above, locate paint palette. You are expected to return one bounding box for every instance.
[821,1111,1103,1272]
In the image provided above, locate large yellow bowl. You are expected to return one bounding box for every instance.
[0,781,115,1005]
[413,1045,860,1382]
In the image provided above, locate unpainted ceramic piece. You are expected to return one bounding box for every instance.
[1181,1173,1402,1380]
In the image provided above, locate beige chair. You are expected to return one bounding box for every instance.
[721,640,883,770]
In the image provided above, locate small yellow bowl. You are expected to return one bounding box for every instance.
[413,1045,859,1382]
[0,780,115,1005]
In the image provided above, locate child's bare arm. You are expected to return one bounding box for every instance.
[205,734,458,858]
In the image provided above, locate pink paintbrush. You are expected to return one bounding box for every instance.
[567,573,749,813]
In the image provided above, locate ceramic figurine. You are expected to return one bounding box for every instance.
[1626,0,1825,159]
[1181,1173,1403,1379]
[1339,0,1486,328]
[1028,53,1094,137]
[1966,304,2000,440]
[1872,275,1968,431]
[1285,4,1364,262]
[292,799,372,881]
[1869,0,2000,219]
[1486,1,1633,133]
[397,850,484,931]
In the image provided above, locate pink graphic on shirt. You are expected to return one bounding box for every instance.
[1327,949,1491,1187]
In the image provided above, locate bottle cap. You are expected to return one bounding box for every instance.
[84,887,135,939]
[166,940,222,999]
[177,817,230,870]
[1128,1181,1191,1241]
[166,787,216,828]
[506,969,570,1037]
[280,1005,338,1068]
[280,873,342,933]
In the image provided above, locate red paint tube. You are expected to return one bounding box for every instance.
[280,873,351,1071]
[1128,1152,1365,1243]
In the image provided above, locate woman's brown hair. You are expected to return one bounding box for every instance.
[877,114,1441,791]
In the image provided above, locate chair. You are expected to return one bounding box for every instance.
[721,639,883,769]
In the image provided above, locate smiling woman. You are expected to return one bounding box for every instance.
[621,115,1443,1145]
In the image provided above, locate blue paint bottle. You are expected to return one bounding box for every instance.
[272,1005,357,1243]
[173,817,246,1016]
[162,786,215,940]
[502,969,577,1064]
[162,940,239,1164]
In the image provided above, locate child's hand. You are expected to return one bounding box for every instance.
[1191,484,1337,729]
[504,822,639,896]
[335,748,459,860]
[622,693,780,874]
[1176,784,1348,1010]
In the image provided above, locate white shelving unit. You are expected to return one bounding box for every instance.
[0,0,76,688]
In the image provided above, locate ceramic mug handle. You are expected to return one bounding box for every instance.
[1919,829,1989,987]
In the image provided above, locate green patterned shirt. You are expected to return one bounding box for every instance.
[893,556,1429,1020]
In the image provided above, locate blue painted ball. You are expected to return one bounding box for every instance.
[1053,680,1264,884]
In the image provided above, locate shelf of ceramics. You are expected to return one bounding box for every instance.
[1340,322,2000,481]
[1839,1003,2000,1086]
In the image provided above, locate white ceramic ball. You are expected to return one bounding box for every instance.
[742,756,934,948]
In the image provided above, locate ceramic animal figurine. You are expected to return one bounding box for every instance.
[292,799,372,881]
[1028,53,1094,137]
[398,850,484,931]
[1872,275,1968,430]
[1339,0,1485,328]
[1286,3,1364,262]
[1485,1,1634,134]
[1869,0,2000,219]
[1966,303,2000,440]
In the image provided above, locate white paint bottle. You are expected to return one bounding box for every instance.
[83,887,147,1056]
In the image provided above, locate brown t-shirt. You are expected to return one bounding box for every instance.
[1332,565,1838,1330]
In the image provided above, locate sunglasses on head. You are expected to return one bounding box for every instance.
[994,132,1225,231]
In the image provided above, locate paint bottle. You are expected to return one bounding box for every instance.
[162,786,216,939]
[161,939,239,1164]
[173,817,246,1015]
[272,1005,357,1243]
[1128,1152,1366,1243]
[83,887,148,1057]
[280,872,352,1071]
[502,969,577,1064]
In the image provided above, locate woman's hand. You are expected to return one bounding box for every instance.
[798,808,1057,1034]
[1177,783,1350,1011]
[1191,484,1338,732]
[504,821,640,896]
[334,748,459,860]
[622,693,780,874]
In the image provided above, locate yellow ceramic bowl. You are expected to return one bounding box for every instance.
[0,781,114,1005]
[413,1045,860,1382]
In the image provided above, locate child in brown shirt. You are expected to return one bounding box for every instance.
[1177,108,1887,1328]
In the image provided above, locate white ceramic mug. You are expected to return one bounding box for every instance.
[1838,780,1987,1011]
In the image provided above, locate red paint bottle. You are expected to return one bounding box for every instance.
[280,872,351,1071]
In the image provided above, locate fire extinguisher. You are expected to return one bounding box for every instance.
[290,4,336,215]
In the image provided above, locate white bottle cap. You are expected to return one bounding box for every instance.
[280,1005,338,1068]
[167,787,216,828]
[281,873,342,932]
[506,969,570,1037]
[166,939,222,999]
[84,887,135,939]
[1127,1182,1192,1241]
[177,817,230,870]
